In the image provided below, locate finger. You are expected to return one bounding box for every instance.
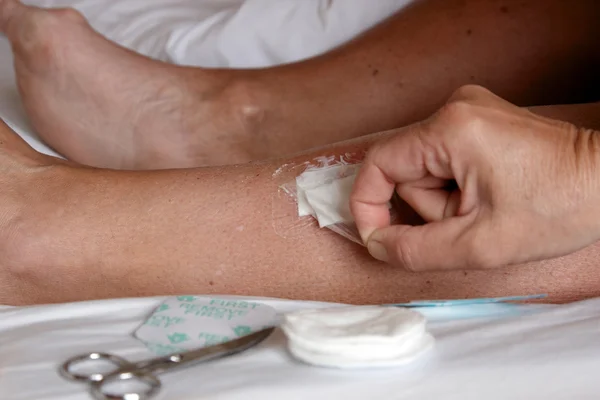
[396,185,461,222]
[350,123,453,242]
[350,162,395,243]
[396,177,459,222]
[365,215,474,271]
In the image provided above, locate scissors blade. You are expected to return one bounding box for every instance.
[136,327,276,375]
[179,326,275,362]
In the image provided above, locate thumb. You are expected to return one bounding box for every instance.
[366,216,473,271]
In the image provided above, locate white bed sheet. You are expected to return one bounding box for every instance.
[1,296,600,400]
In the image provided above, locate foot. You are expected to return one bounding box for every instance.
[0,0,267,169]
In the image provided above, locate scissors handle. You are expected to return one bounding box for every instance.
[90,371,161,400]
[60,328,275,400]
[60,352,161,400]
[60,352,131,382]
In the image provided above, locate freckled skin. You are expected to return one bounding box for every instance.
[0,115,600,306]
[0,0,598,305]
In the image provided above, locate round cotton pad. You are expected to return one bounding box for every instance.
[281,306,434,369]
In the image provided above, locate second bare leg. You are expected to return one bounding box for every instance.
[1,0,598,169]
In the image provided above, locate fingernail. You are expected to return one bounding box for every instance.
[358,229,374,246]
[367,238,389,263]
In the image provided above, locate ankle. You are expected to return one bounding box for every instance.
[185,70,277,165]
[224,74,275,160]
[129,69,274,169]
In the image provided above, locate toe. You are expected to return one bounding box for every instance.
[0,0,24,35]
[1,0,86,40]
[5,4,89,72]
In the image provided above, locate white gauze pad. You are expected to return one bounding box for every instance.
[295,164,361,225]
[304,174,357,227]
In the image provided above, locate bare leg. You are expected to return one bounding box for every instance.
[1,0,598,169]
[2,99,600,306]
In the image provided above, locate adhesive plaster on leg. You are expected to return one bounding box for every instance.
[304,174,357,227]
[295,164,362,217]
[298,165,391,230]
[271,153,364,240]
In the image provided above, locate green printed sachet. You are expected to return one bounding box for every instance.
[134,296,278,355]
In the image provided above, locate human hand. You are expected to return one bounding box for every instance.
[350,85,600,271]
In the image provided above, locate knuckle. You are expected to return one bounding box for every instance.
[360,145,385,174]
[450,84,490,101]
[436,100,488,147]
[439,98,477,125]
[367,137,391,160]
[362,145,378,164]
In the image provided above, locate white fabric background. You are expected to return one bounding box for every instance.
[2,296,600,400]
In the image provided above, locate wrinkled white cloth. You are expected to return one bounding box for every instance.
[282,306,434,368]
[3,296,600,400]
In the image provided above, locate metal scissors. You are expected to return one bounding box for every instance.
[59,327,275,400]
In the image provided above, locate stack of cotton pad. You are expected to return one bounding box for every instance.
[281,306,434,369]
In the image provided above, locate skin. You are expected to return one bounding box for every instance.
[351,86,600,271]
[0,1,598,305]
[2,96,600,306]
[0,0,598,169]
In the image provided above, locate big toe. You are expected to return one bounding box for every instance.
[3,3,89,69]
[1,1,86,40]
[0,0,24,35]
